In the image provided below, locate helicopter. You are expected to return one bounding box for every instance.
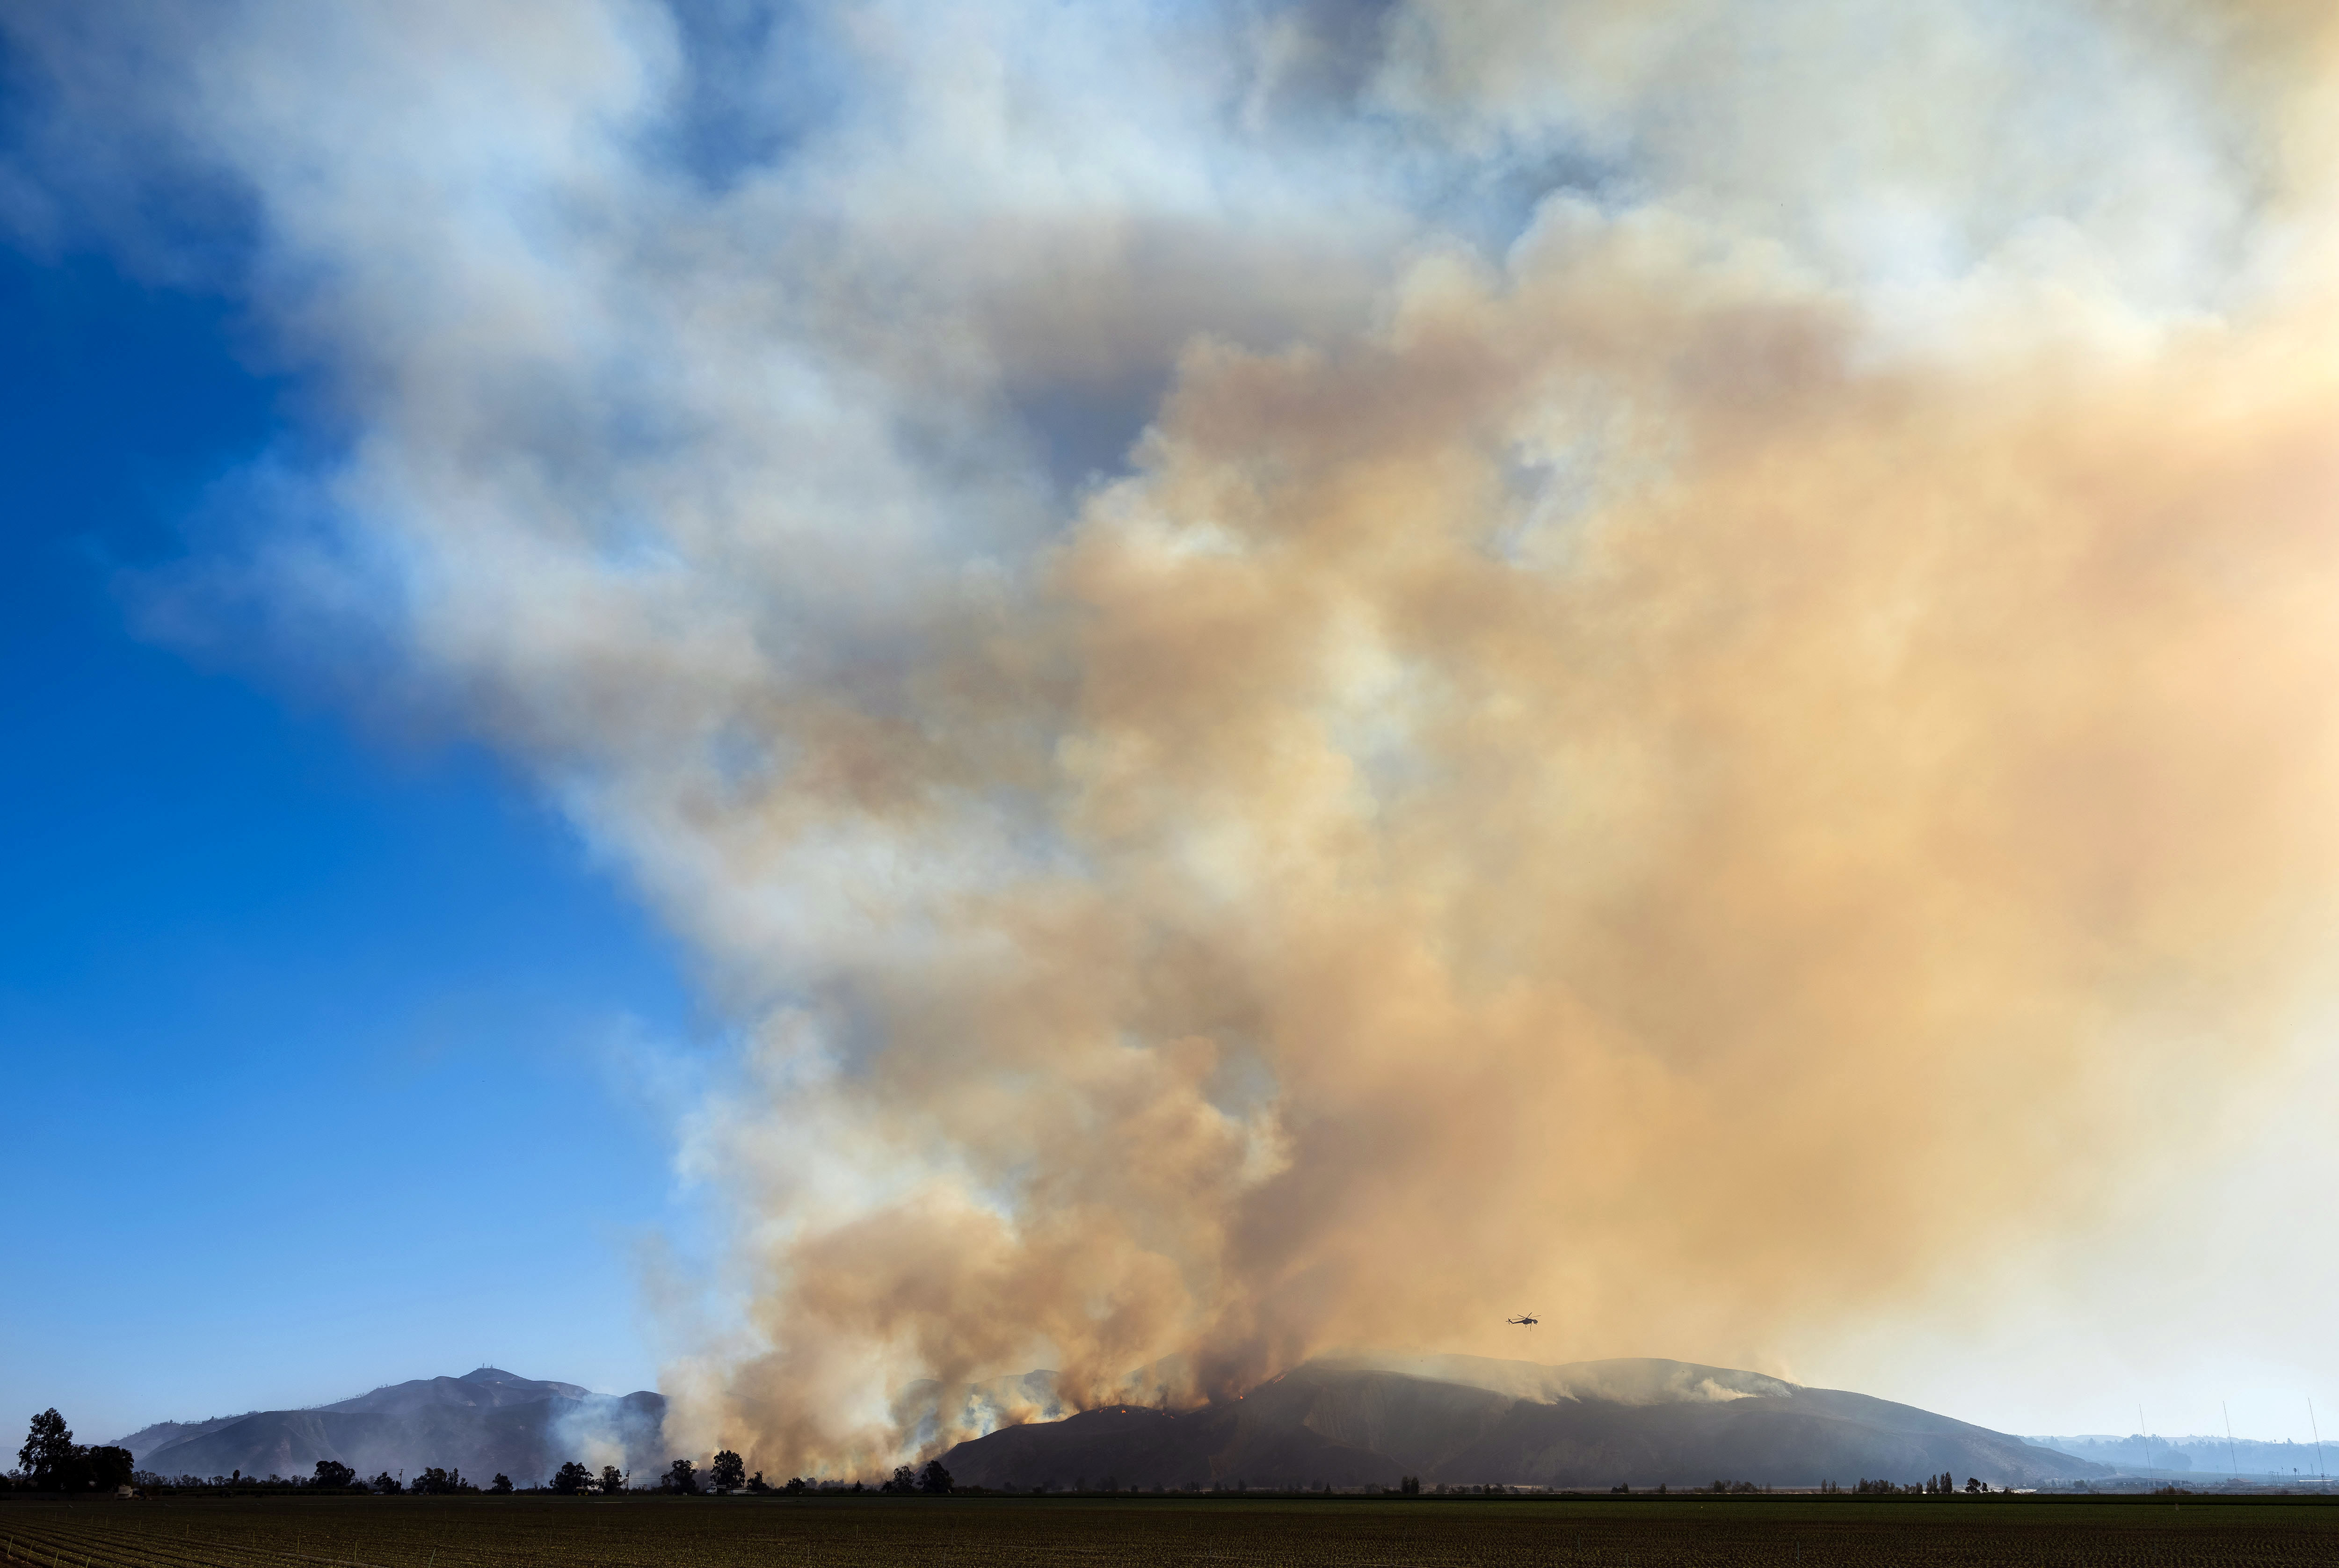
[1507,1314,1539,1328]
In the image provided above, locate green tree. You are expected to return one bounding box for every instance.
[551,1461,594,1495]
[490,1474,513,1494]
[18,1409,81,1489]
[711,1450,746,1491]
[918,1459,953,1495]
[369,1471,403,1494]
[665,1458,699,1495]
[311,1459,356,1490]
[600,1465,625,1495]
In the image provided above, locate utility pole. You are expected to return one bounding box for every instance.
[2223,1403,2239,1482]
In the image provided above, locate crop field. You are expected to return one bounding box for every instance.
[2,1495,2335,1568]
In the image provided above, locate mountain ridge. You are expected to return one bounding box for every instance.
[938,1356,2107,1491]
[106,1354,2115,1491]
[115,1369,666,1485]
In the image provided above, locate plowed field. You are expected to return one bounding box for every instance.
[3,1494,2332,1567]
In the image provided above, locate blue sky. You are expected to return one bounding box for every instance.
[0,248,693,1438]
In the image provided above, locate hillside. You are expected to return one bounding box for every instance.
[940,1356,2105,1491]
[116,1369,666,1486]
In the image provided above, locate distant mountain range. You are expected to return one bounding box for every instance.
[940,1355,2108,1491]
[109,1355,2121,1493]
[2027,1432,2336,1483]
[114,1369,666,1486]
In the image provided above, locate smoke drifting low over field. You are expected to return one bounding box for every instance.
[14,0,2339,1473]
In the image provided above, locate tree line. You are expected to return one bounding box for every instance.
[9,1410,133,1493]
[1820,1474,1997,1495]
[14,1410,971,1500]
[546,1454,953,1496]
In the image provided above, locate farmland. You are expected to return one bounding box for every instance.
[3,1494,2334,1567]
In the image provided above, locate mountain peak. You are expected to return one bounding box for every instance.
[120,1372,666,1481]
[940,1355,2106,1491]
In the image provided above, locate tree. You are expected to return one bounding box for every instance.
[600,1465,625,1495]
[490,1474,513,1494]
[666,1458,700,1495]
[86,1447,134,1491]
[918,1459,953,1495]
[711,1450,746,1492]
[883,1465,916,1494]
[1965,1476,1982,1494]
[312,1459,356,1490]
[19,1409,80,1489]
[552,1461,594,1495]
[370,1471,403,1494]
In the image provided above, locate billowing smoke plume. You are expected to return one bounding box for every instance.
[14,0,2339,1470]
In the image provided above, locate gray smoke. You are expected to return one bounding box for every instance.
[10,0,2339,1468]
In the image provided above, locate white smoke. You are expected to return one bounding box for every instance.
[10,0,2339,1464]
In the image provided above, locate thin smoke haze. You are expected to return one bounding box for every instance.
[11,0,2339,1471]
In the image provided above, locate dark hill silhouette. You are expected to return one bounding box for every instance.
[940,1356,2105,1491]
[116,1368,664,1485]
